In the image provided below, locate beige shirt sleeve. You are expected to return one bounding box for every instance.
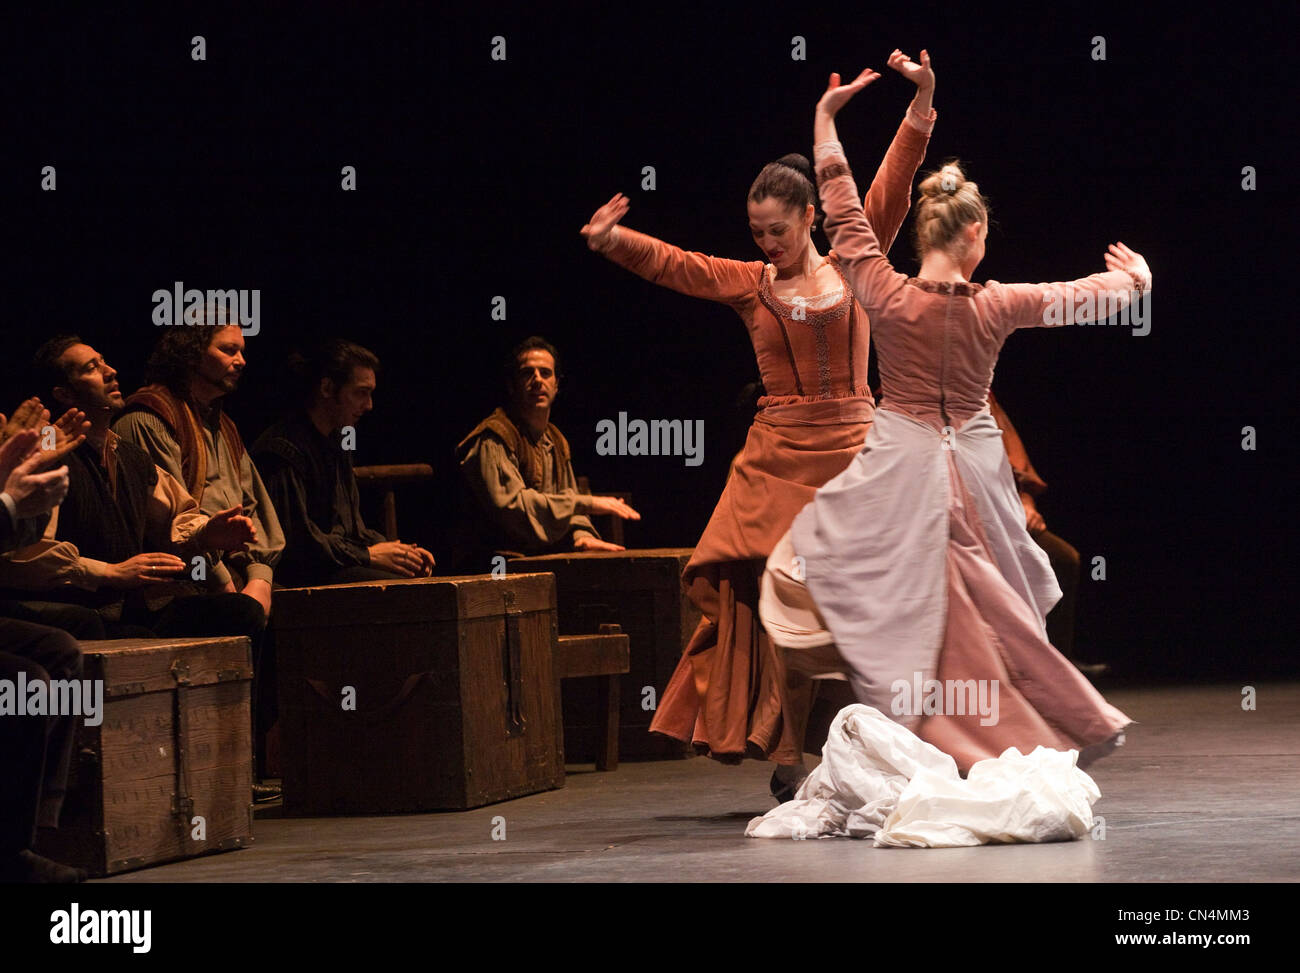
[230,450,285,585]
[0,506,112,591]
[0,464,219,592]
[551,445,599,540]
[148,466,218,555]
[461,434,599,548]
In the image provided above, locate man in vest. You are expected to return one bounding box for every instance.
[455,336,638,571]
[0,336,264,641]
[112,306,284,616]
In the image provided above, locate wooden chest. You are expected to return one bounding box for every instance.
[273,572,564,814]
[36,636,254,877]
[509,548,701,760]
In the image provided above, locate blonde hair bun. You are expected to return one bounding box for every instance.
[919,162,967,197]
[912,159,990,260]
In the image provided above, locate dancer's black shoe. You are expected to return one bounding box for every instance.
[770,771,798,804]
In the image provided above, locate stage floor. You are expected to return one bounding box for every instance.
[98,683,1300,883]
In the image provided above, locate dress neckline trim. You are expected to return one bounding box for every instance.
[762,253,851,310]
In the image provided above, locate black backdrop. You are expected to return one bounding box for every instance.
[3,2,1293,679]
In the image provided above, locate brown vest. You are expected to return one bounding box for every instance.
[455,407,572,490]
[122,384,247,505]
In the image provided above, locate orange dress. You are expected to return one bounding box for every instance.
[599,110,935,763]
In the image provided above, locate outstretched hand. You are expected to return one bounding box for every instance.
[816,69,881,117]
[886,48,933,89]
[581,193,630,252]
[1103,242,1151,291]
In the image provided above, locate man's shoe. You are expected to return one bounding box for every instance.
[0,849,87,884]
[252,781,282,803]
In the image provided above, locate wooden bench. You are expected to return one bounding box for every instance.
[553,624,630,771]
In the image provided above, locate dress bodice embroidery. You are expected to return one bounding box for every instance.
[756,258,860,399]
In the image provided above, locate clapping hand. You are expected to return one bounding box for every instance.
[200,504,258,552]
[0,428,71,519]
[0,400,88,467]
[0,398,44,446]
[47,407,90,466]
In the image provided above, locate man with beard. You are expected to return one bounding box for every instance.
[454,336,638,571]
[252,339,435,586]
[112,307,284,617]
[0,336,264,641]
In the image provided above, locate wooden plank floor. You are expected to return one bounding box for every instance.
[96,683,1300,883]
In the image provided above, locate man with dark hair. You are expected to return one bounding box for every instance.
[0,337,264,641]
[454,335,639,569]
[251,339,435,586]
[111,307,284,617]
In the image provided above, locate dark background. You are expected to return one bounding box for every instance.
[2,3,1292,679]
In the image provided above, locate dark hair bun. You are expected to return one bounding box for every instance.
[773,153,814,183]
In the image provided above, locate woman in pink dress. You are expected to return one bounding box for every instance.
[581,53,939,793]
[761,65,1149,773]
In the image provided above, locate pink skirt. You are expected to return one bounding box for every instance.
[761,408,1129,773]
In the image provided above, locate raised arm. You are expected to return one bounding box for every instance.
[861,50,936,254]
[813,71,910,315]
[985,243,1152,334]
[581,193,760,306]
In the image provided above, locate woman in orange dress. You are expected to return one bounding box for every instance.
[581,51,938,797]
